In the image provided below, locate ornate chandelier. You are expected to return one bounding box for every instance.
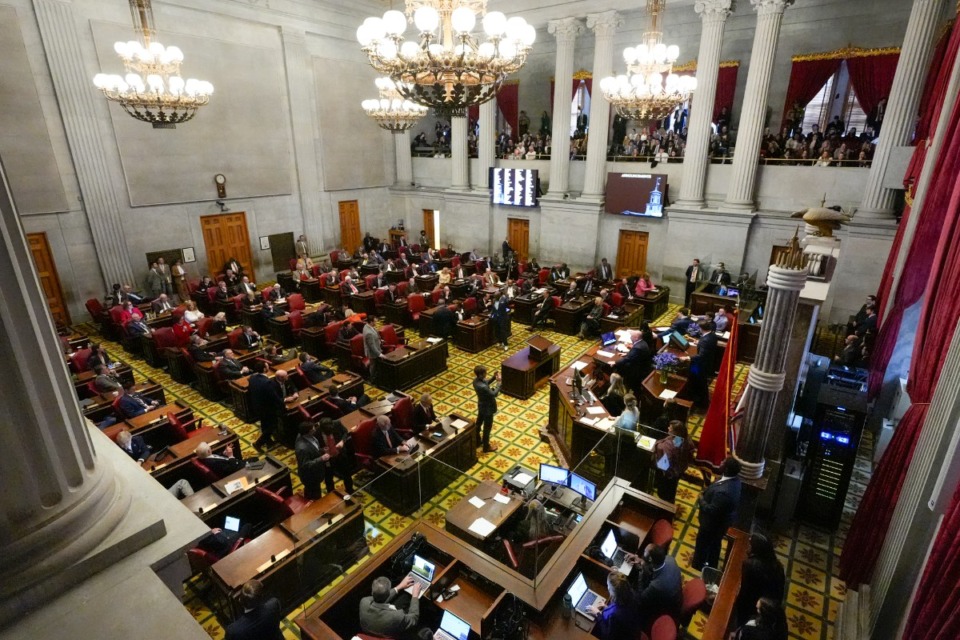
[92,0,213,128]
[356,1,535,117]
[362,77,430,132]
[599,0,696,122]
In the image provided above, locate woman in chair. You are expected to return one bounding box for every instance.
[600,373,628,416]
[514,499,552,543]
[587,570,640,640]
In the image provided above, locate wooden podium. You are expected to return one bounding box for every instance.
[501,336,560,399]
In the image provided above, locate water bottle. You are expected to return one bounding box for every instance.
[562,593,573,619]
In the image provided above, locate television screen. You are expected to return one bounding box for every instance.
[490,168,539,207]
[604,172,668,217]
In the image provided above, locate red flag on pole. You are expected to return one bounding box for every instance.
[696,313,740,467]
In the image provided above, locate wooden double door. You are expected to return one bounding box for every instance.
[339,201,362,253]
[201,212,255,280]
[26,232,70,327]
[507,218,529,261]
[615,230,648,278]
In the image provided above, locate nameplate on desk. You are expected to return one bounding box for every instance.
[151,462,169,471]
[224,478,250,495]
[255,548,291,573]
[207,438,220,445]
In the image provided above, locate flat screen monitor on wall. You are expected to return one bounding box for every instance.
[604,172,669,218]
[490,168,539,207]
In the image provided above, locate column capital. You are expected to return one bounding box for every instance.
[695,0,734,20]
[548,17,585,41]
[751,0,794,16]
[586,11,622,37]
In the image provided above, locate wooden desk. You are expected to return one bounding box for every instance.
[553,298,593,335]
[350,290,377,317]
[321,285,343,309]
[210,490,366,622]
[102,401,191,445]
[511,294,542,325]
[455,315,493,353]
[376,339,448,391]
[268,307,316,347]
[180,456,291,525]
[415,273,439,292]
[501,341,561,400]
[385,270,406,284]
[194,351,260,400]
[418,305,444,338]
[73,364,134,397]
[300,278,323,303]
[445,480,524,542]
[369,414,477,515]
[382,298,409,327]
[639,370,690,424]
[635,287,670,321]
[599,302,644,335]
[449,280,472,299]
[145,425,239,488]
[82,381,164,423]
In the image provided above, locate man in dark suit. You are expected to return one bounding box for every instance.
[614,335,653,395]
[294,421,327,499]
[835,335,863,367]
[372,415,408,458]
[224,579,283,640]
[359,576,421,637]
[116,428,151,461]
[670,308,694,335]
[633,543,683,626]
[693,457,742,570]
[298,352,334,383]
[260,300,281,321]
[711,262,732,285]
[215,280,232,301]
[223,269,241,292]
[238,326,261,349]
[248,361,283,450]
[530,294,556,329]
[596,258,614,281]
[856,304,877,336]
[412,393,437,434]
[324,269,339,287]
[579,277,596,296]
[684,258,704,305]
[473,365,501,453]
[340,276,360,296]
[490,294,511,350]
[188,334,216,362]
[327,386,360,413]
[196,441,244,477]
[689,321,719,408]
[431,300,457,339]
[217,349,249,380]
[117,386,158,418]
[614,278,633,302]
[150,293,174,314]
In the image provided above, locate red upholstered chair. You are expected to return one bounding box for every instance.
[462,297,477,315]
[451,255,460,269]
[407,294,426,322]
[324,320,344,354]
[410,244,420,253]
[390,397,414,437]
[396,282,408,297]
[253,485,295,520]
[191,458,222,484]
[644,615,677,640]
[374,289,387,313]
[538,268,550,284]
[195,316,215,338]
[110,396,124,422]
[109,305,125,328]
[71,348,93,373]
[679,578,707,629]
[602,303,611,316]
[289,258,298,271]
[518,260,528,274]
[227,327,244,350]
[206,286,218,305]
[648,518,674,551]
[438,248,448,258]
[287,293,305,311]
[475,259,487,273]
[365,274,378,290]
[612,292,624,307]
[260,485,312,514]
[551,296,562,310]
[232,294,244,313]
[261,287,272,303]
[379,324,403,352]
[350,333,370,377]
[86,298,105,323]
[311,264,322,278]
[352,417,379,470]
[430,289,442,305]
[329,250,340,264]
[172,305,186,322]
[521,534,565,550]
[320,398,344,419]
[166,411,203,441]
[339,269,351,282]
[288,310,303,338]
[187,535,245,575]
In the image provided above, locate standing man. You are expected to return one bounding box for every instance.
[711,262,731,285]
[157,257,173,295]
[294,421,327,500]
[693,457,742,570]
[576,108,589,136]
[224,579,283,640]
[490,294,511,351]
[684,258,704,305]
[473,365,501,453]
[596,258,614,282]
[146,262,164,299]
[248,360,283,451]
[296,234,309,259]
[689,321,719,409]
[362,316,383,383]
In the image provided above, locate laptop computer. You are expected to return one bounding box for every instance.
[434,610,471,640]
[600,332,617,347]
[405,554,436,598]
[224,516,241,533]
[599,529,633,576]
[567,571,606,620]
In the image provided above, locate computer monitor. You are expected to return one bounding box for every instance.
[726,287,740,297]
[569,472,596,501]
[600,529,618,560]
[224,516,241,532]
[670,331,688,349]
[410,555,436,582]
[439,611,471,640]
[600,332,617,346]
[566,572,588,607]
[539,463,570,486]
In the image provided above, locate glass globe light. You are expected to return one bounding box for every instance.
[505,17,526,42]
[477,42,496,58]
[623,47,637,64]
[521,24,536,46]
[357,24,373,46]
[482,11,507,37]
[400,41,421,59]
[599,76,616,92]
[377,40,398,60]
[498,40,517,60]
[451,7,476,34]
[166,46,183,63]
[666,45,680,61]
[365,17,387,40]
[414,7,440,33]
[653,43,667,62]
[631,74,646,88]
[382,10,407,36]
[113,41,130,58]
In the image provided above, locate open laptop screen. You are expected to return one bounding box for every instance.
[439,611,471,640]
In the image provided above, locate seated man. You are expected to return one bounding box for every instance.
[188,333,216,362]
[359,576,421,638]
[577,297,605,339]
[412,392,437,433]
[116,428,152,462]
[298,351,334,384]
[372,415,408,458]
[94,364,123,394]
[238,326,261,349]
[262,344,288,365]
[670,308,694,335]
[224,579,283,640]
[260,300,282,321]
[117,384,159,418]
[217,349,250,380]
[529,294,556,329]
[151,293,175,314]
[327,386,362,413]
[195,441,244,477]
[629,543,682,627]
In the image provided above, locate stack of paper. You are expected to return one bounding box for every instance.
[451,418,469,429]
[468,496,486,508]
[596,417,616,432]
[571,361,588,371]
[658,389,677,400]
[493,493,511,504]
[514,472,534,485]
[468,517,497,537]
[586,406,606,415]
[596,350,615,358]
[426,337,443,344]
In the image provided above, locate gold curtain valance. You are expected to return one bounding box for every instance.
[549,69,593,82]
[671,59,740,73]
[791,46,900,62]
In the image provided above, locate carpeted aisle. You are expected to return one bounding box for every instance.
[79,302,865,640]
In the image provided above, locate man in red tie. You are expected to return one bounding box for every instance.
[340,276,360,296]
[372,415,407,458]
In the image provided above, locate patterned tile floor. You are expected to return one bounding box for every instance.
[80,306,870,640]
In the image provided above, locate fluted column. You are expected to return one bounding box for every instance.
[675,0,734,208]
[858,0,949,220]
[723,0,794,212]
[546,17,584,198]
[475,98,497,190]
[282,28,326,254]
[0,160,128,622]
[394,130,414,188]
[581,11,622,201]
[33,0,135,287]
[734,262,807,478]
[450,116,470,190]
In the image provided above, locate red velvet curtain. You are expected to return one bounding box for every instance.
[468,104,479,124]
[917,22,957,143]
[498,83,519,140]
[841,82,960,587]
[846,53,900,120]
[713,65,739,122]
[904,482,960,637]
[781,58,842,124]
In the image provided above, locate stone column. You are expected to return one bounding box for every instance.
[282,28,326,255]
[675,0,734,208]
[33,0,136,287]
[475,98,497,191]
[450,116,470,190]
[394,130,414,188]
[858,0,949,219]
[0,160,129,622]
[581,11,622,201]
[723,0,794,212]
[734,259,807,478]
[545,17,584,199]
